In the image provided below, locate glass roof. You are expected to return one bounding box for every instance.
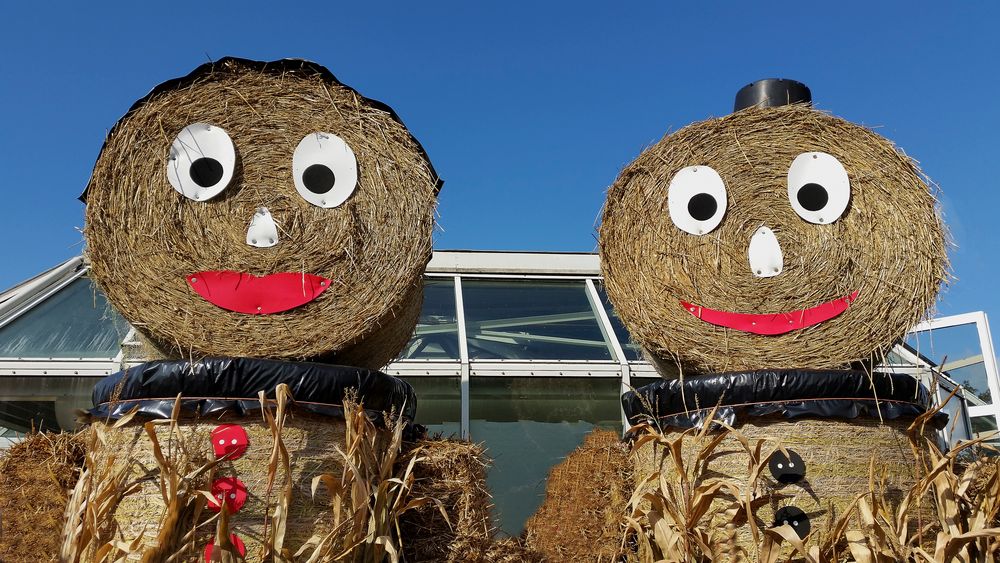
[0,277,128,358]
[462,279,615,361]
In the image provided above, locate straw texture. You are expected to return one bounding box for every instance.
[84,59,437,367]
[525,429,632,562]
[600,104,948,373]
[399,437,544,562]
[0,432,85,562]
[93,412,351,561]
[633,415,935,560]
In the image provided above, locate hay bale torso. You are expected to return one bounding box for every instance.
[624,371,943,561]
[633,415,936,562]
[75,359,415,562]
[94,412,350,561]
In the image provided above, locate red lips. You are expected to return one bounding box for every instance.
[187,271,330,314]
[680,291,859,335]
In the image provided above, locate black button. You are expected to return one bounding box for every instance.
[303,164,336,194]
[769,449,806,484]
[189,157,224,188]
[773,506,810,538]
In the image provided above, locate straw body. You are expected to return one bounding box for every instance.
[633,415,936,560]
[92,413,355,561]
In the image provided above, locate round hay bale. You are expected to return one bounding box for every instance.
[525,428,632,562]
[0,432,85,562]
[599,103,947,373]
[632,415,936,562]
[398,437,545,563]
[84,58,440,367]
[92,412,352,562]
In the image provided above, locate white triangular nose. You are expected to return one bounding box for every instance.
[748,225,783,277]
[246,207,278,248]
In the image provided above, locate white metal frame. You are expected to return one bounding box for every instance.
[0,267,89,332]
[905,311,1000,441]
[387,271,633,438]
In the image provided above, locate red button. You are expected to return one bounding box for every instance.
[207,477,248,513]
[211,424,249,460]
[203,534,246,561]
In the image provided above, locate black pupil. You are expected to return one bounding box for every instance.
[303,164,336,194]
[687,193,718,221]
[189,157,224,188]
[797,183,828,212]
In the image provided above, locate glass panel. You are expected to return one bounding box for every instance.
[971,415,999,441]
[462,280,614,360]
[0,277,128,358]
[594,282,643,361]
[401,376,461,437]
[0,376,97,432]
[469,377,621,535]
[398,278,460,360]
[903,323,991,405]
[629,377,664,390]
[938,383,971,444]
[0,401,59,433]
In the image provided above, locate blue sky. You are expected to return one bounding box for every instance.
[1,1,998,330]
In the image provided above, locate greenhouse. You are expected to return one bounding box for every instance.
[0,250,996,534]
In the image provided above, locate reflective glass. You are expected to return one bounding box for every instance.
[629,377,664,390]
[904,323,991,405]
[971,415,999,441]
[0,376,96,432]
[469,377,621,535]
[937,383,971,444]
[401,376,461,437]
[398,278,460,360]
[0,278,128,358]
[461,280,614,360]
[594,282,643,361]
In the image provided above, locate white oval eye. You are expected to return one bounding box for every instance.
[292,132,358,208]
[787,152,850,224]
[668,166,728,235]
[166,123,235,201]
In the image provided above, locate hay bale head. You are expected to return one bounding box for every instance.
[84,58,440,367]
[599,83,947,373]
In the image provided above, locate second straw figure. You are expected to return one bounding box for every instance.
[598,79,949,557]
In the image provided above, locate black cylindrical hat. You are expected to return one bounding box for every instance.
[734,78,811,111]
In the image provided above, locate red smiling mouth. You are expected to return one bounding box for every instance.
[679,292,859,335]
[187,271,331,315]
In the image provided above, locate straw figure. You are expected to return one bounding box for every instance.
[83,57,440,367]
[587,79,949,559]
[62,58,440,562]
